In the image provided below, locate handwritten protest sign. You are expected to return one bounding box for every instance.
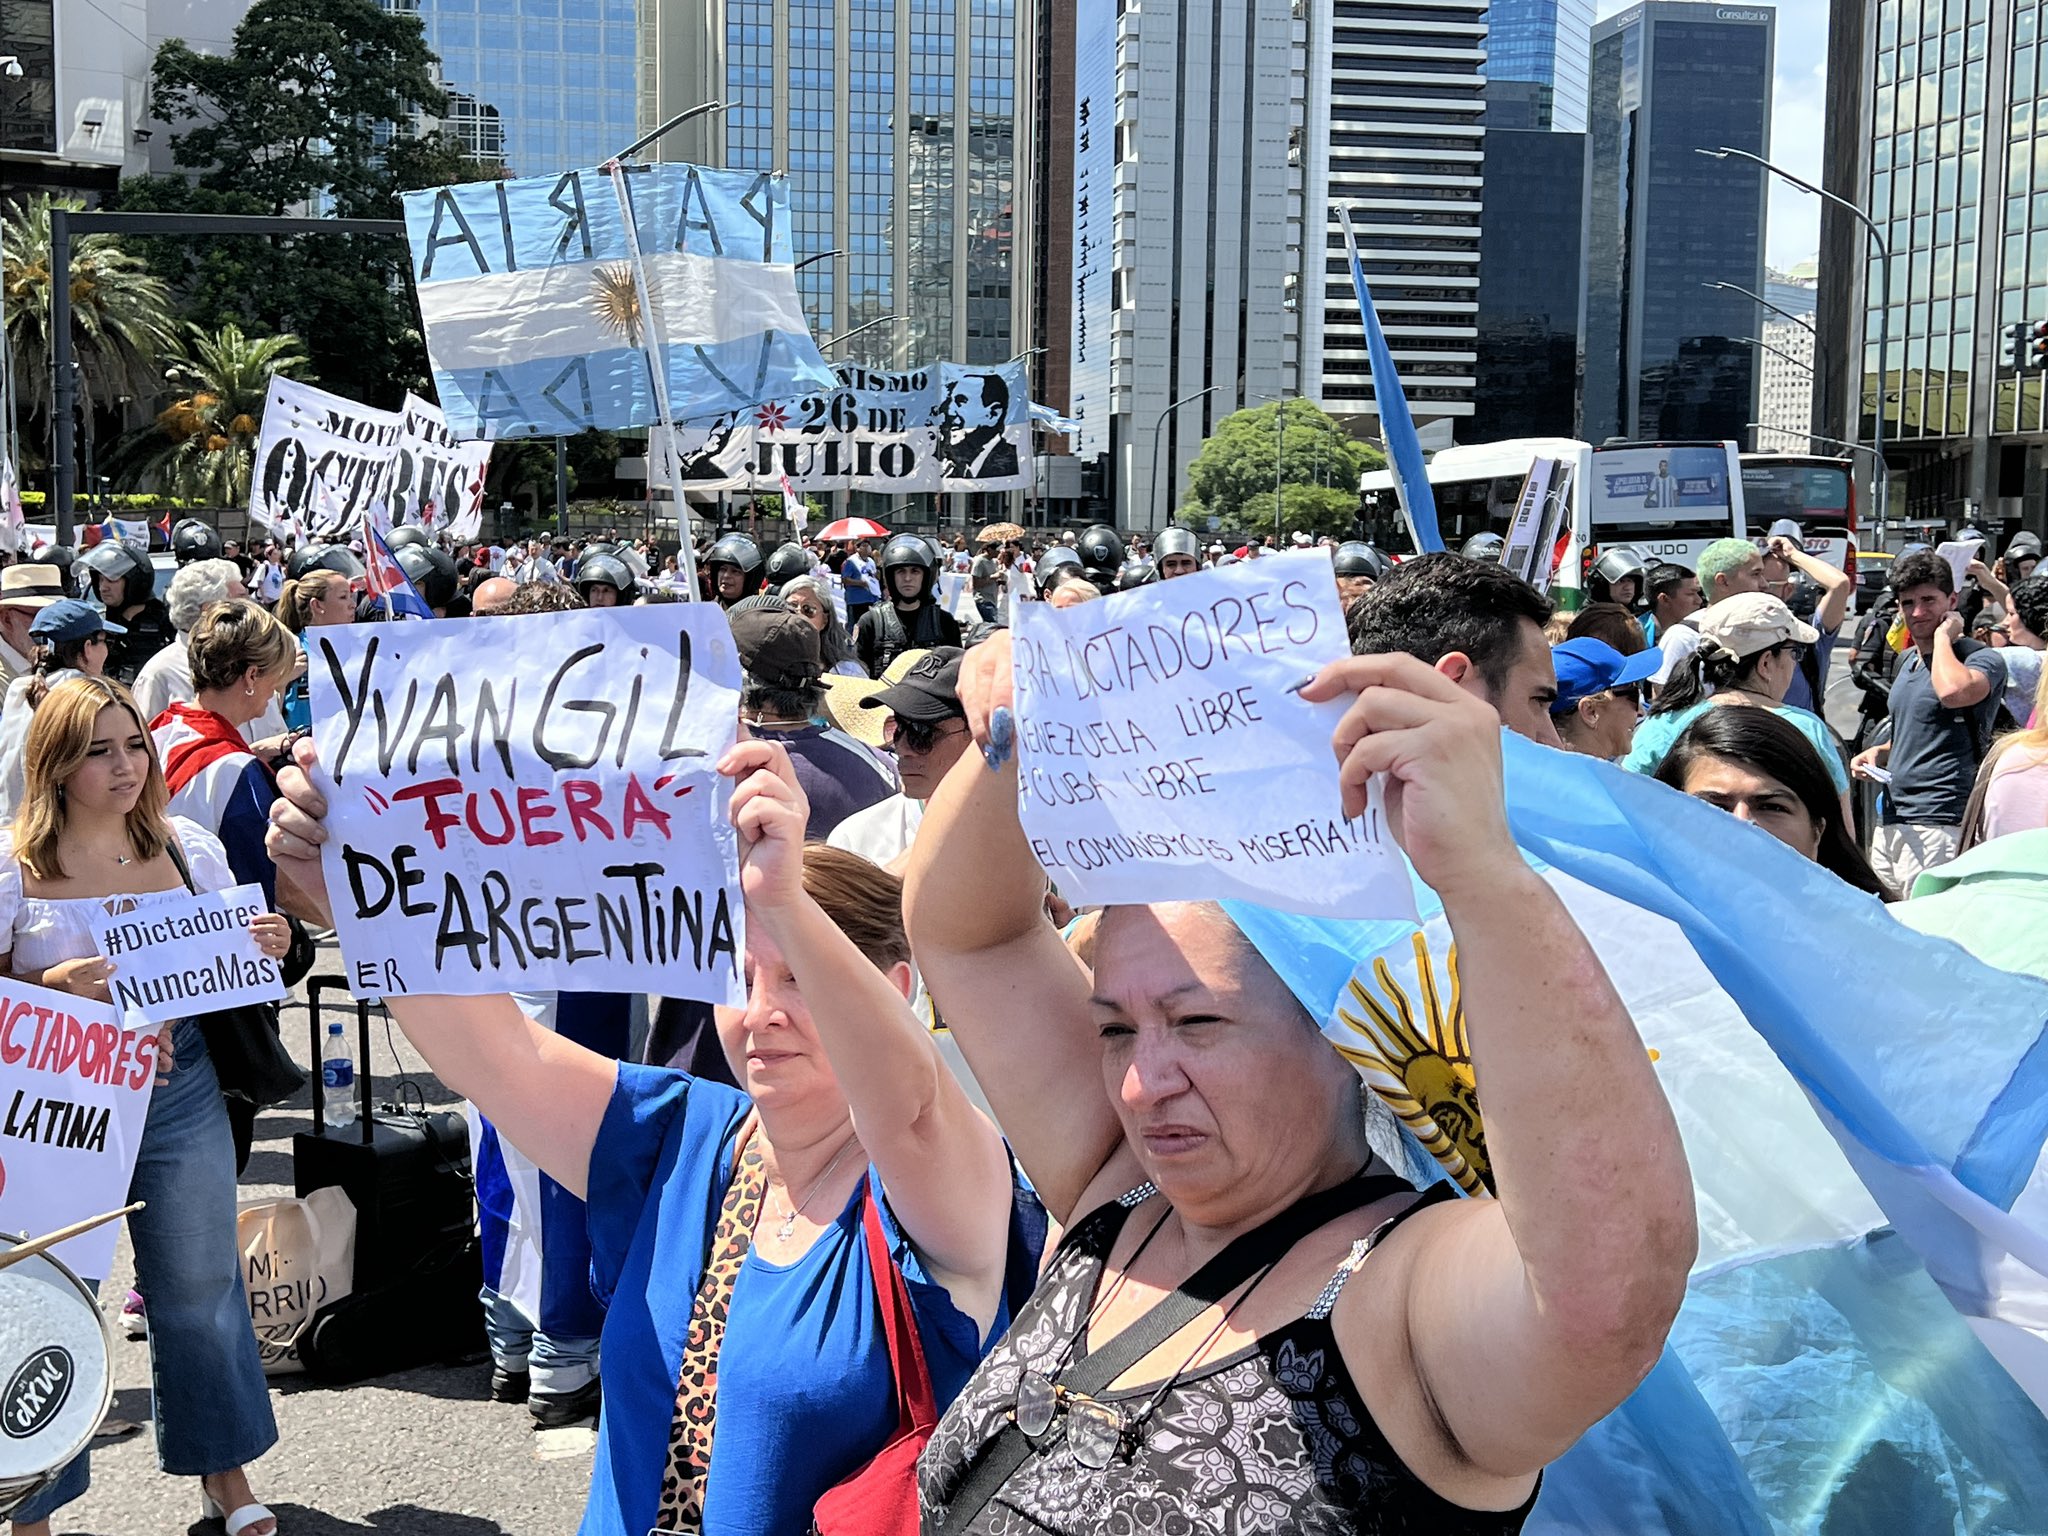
[308,605,745,1004]
[88,884,285,1026]
[1010,549,1417,919]
[0,979,155,1275]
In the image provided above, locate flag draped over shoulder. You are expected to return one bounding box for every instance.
[1226,731,2048,1534]
[401,164,837,441]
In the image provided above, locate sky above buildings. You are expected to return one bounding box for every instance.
[1595,0,1826,269]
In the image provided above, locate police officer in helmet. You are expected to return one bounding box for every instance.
[763,542,813,596]
[395,542,461,617]
[575,549,637,608]
[1076,524,1126,595]
[1332,541,1391,608]
[705,533,763,608]
[1154,527,1203,580]
[79,537,173,684]
[170,517,224,566]
[855,532,962,675]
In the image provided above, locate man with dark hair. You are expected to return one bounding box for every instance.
[1853,550,2007,890]
[1641,562,1702,646]
[1347,550,1561,743]
[938,373,1021,480]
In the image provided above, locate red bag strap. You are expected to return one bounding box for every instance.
[860,1182,938,1434]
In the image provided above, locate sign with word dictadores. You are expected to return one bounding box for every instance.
[1011,549,1416,920]
[88,884,286,1025]
[308,605,746,1004]
[0,978,156,1275]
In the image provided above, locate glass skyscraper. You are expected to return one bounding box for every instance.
[1582,2,1775,444]
[382,0,640,178]
[648,0,1024,369]
[1484,0,1594,132]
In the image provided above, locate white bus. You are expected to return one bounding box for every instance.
[1360,437,1748,607]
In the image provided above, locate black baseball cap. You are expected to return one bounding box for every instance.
[859,645,965,724]
[728,596,822,690]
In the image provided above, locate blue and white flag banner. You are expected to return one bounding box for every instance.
[1335,205,1443,554]
[670,357,1036,495]
[402,164,838,441]
[1227,733,2048,1533]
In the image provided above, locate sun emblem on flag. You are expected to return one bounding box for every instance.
[589,262,643,344]
[755,402,791,431]
[1330,933,1491,1195]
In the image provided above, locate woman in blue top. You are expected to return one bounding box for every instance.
[1623,591,1854,821]
[264,737,1042,1536]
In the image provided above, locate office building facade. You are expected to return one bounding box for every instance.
[642,0,1032,371]
[1,0,156,198]
[382,0,636,180]
[1582,1,1774,445]
[1484,0,1594,132]
[1305,0,1487,433]
[1820,0,2041,531]
[1468,78,1584,443]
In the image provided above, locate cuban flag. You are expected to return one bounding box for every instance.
[401,163,837,442]
[1226,732,2048,1532]
[1335,205,1442,554]
[364,525,435,621]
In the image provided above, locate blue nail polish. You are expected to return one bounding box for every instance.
[1284,674,1319,696]
[990,707,1016,762]
[982,744,1003,771]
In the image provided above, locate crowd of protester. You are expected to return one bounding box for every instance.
[5,499,2044,1536]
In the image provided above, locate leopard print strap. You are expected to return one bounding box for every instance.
[654,1118,768,1532]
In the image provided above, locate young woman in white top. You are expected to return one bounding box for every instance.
[5,676,293,1536]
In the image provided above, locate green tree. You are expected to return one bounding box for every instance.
[1183,402,1381,527]
[1238,483,1372,543]
[149,0,448,215]
[1,193,178,428]
[127,323,309,504]
[118,0,501,406]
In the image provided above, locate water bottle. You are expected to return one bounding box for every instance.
[321,1021,357,1130]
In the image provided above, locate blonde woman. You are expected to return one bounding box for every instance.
[274,564,356,732]
[1967,663,2048,842]
[4,677,292,1536]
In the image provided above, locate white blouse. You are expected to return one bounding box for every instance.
[0,818,235,975]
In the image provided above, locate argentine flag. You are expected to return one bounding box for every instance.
[402,164,837,441]
[1227,731,2048,1533]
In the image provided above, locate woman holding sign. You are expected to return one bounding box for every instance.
[264,738,1043,1536]
[902,634,1695,1533]
[5,676,293,1536]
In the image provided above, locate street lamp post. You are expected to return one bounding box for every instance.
[1699,145,1893,541]
[819,314,900,354]
[794,249,845,271]
[1737,335,1815,373]
[1149,385,1222,530]
[609,100,725,164]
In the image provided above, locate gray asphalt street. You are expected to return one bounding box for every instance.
[43,955,592,1536]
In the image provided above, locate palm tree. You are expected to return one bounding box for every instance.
[133,323,308,505]
[2,193,177,427]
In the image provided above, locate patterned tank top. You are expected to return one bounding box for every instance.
[918,1185,1538,1536]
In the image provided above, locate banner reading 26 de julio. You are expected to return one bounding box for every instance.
[669,358,1034,494]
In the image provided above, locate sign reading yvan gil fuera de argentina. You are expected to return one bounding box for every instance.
[308,604,746,1005]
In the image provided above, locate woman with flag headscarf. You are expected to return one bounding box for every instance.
[904,635,1695,1534]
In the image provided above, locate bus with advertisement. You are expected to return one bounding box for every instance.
[1738,454,1859,582]
[1360,437,1749,607]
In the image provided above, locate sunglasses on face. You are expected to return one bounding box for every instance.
[790,601,826,619]
[883,716,964,754]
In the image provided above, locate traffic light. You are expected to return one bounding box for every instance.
[2030,320,2048,372]
[2007,322,2029,372]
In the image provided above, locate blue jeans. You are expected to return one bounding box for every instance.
[479,1284,601,1395]
[14,1022,279,1525]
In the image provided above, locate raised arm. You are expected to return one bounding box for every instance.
[1930,614,1996,708]
[903,632,1131,1224]
[1771,535,1854,635]
[1300,656,1696,1483]
[723,740,1013,1326]
[265,739,615,1197]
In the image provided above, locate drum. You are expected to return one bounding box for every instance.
[0,1236,112,1520]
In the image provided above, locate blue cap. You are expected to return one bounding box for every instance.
[1550,637,1661,714]
[31,600,125,645]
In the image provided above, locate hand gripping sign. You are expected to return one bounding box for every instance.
[308,605,746,1004]
[1010,549,1417,920]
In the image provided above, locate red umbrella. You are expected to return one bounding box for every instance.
[816,517,889,541]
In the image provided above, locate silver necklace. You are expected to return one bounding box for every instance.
[770,1135,860,1241]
